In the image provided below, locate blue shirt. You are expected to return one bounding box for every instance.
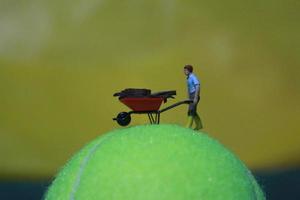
[187,73,200,94]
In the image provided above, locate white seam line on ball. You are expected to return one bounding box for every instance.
[69,137,109,200]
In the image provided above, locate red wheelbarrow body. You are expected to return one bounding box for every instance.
[120,97,164,111]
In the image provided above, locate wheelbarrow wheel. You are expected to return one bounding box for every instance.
[115,112,131,126]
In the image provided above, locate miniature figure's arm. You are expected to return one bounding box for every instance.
[194,84,200,103]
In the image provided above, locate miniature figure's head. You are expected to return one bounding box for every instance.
[184,64,193,76]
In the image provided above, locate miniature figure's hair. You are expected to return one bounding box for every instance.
[184,65,193,72]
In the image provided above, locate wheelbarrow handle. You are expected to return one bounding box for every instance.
[158,100,192,114]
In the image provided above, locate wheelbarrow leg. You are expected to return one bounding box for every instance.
[148,113,155,124]
[154,113,160,124]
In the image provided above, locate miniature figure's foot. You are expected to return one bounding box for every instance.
[194,114,203,130]
[194,126,203,131]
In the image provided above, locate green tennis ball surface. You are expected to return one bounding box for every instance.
[45,124,265,200]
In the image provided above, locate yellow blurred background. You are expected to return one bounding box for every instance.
[0,0,299,180]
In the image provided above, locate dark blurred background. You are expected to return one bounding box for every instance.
[0,0,299,199]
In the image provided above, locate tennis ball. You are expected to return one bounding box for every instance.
[45,124,265,200]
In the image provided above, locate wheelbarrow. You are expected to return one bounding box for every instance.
[113,88,192,126]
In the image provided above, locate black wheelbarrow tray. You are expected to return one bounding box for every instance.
[113,88,192,126]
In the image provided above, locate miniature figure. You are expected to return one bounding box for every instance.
[184,64,203,130]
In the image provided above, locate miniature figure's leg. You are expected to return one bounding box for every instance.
[186,98,195,128]
[194,113,203,130]
[186,116,194,128]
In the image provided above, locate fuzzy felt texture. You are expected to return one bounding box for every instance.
[45,124,265,200]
